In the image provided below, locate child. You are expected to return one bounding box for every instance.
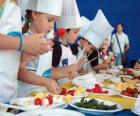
[52,0,83,84]
[78,11,114,72]
[17,0,63,97]
[0,0,52,103]
[0,0,62,102]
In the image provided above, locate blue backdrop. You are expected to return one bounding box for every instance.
[77,0,140,66]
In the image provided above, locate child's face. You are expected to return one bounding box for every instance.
[101,39,109,51]
[31,12,58,34]
[66,28,80,44]
[80,39,94,52]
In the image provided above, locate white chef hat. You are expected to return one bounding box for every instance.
[79,16,92,38]
[17,0,28,19]
[45,29,54,39]
[27,0,63,16]
[84,9,114,49]
[56,0,82,29]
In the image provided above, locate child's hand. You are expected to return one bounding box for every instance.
[77,57,86,68]
[46,39,54,48]
[23,33,53,55]
[45,79,61,94]
[66,64,79,79]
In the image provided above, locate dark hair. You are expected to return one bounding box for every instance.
[22,10,32,34]
[66,29,71,33]
[117,23,124,28]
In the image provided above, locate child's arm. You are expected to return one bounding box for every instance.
[52,64,79,80]
[0,34,20,50]
[18,68,60,94]
[93,63,109,71]
[0,33,53,55]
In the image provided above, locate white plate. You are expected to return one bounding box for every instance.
[8,97,65,111]
[131,109,140,116]
[69,98,123,115]
[0,112,15,116]
[16,109,85,116]
[88,88,120,96]
[72,73,99,88]
[119,94,137,100]
[119,75,133,79]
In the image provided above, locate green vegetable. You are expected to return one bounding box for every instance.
[74,97,117,110]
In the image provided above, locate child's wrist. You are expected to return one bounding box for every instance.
[18,35,23,51]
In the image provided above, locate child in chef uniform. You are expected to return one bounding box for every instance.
[52,0,83,84]
[17,0,63,97]
[78,10,114,72]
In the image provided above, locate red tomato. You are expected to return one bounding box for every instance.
[67,90,75,96]
[60,88,67,95]
[46,95,53,105]
[34,98,42,106]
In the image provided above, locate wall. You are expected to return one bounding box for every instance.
[77,0,140,66]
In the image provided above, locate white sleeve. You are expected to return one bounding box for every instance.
[125,34,129,44]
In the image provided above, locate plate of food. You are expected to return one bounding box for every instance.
[16,109,85,116]
[120,87,140,100]
[9,93,65,111]
[59,87,87,98]
[86,84,119,96]
[69,97,123,115]
[119,68,134,75]
[121,77,140,84]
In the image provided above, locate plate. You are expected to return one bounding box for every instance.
[131,109,140,116]
[0,112,15,116]
[69,98,123,115]
[8,97,65,111]
[119,94,137,100]
[72,73,99,88]
[88,89,120,96]
[16,109,85,116]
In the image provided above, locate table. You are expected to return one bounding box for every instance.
[62,82,138,116]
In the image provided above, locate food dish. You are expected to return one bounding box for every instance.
[10,95,65,111]
[69,97,123,115]
[86,84,119,96]
[120,87,139,100]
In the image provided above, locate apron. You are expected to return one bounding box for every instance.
[58,44,76,84]
[0,2,22,103]
[18,31,52,97]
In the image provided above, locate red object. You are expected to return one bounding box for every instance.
[34,98,42,106]
[122,69,133,75]
[67,90,75,96]
[56,28,66,37]
[46,95,53,105]
[86,84,108,94]
[121,87,139,98]
[60,88,67,95]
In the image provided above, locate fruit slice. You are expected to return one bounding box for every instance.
[34,98,42,106]
[46,95,53,105]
